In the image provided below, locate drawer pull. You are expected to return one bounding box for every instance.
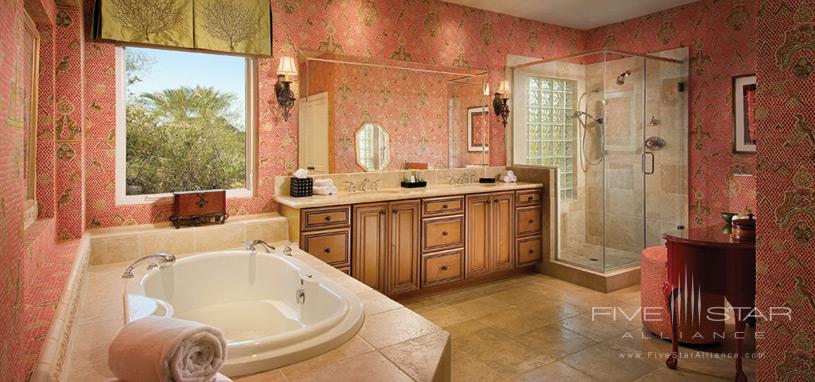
[527,196,534,201]
[441,265,449,271]
[324,216,332,221]
[528,219,534,224]
[442,231,448,236]
[442,204,448,209]
[324,248,331,254]
[528,249,535,254]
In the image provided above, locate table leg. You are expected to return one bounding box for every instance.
[663,281,678,369]
[734,317,747,382]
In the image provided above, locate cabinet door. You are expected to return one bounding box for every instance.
[352,203,388,292]
[491,192,515,272]
[388,200,421,295]
[465,194,491,278]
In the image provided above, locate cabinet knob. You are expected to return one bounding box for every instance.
[442,204,448,209]
[528,219,534,224]
[527,196,534,201]
[324,216,331,221]
[528,249,535,254]
[324,248,331,254]
[441,265,449,271]
[392,209,397,214]
[442,231,448,236]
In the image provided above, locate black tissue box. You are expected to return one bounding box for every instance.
[290,177,313,197]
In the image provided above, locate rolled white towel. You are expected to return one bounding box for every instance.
[313,185,337,195]
[313,178,335,187]
[108,316,229,382]
[502,175,517,183]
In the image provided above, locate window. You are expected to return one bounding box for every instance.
[116,46,255,204]
[526,77,576,200]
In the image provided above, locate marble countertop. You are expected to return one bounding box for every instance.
[63,246,450,381]
[274,182,543,209]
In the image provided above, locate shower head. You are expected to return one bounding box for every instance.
[616,71,631,85]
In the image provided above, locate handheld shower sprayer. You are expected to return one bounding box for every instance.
[616,71,631,86]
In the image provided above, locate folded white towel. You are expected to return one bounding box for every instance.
[314,178,334,187]
[313,185,337,195]
[108,316,229,382]
[502,175,517,183]
[293,168,308,179]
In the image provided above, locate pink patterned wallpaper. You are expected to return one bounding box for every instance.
[585,0,758,227]
[82,0,583,227]
[754,0,815,380]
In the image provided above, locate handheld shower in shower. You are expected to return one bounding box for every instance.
[616,70,631,85]
[574,89,605,172]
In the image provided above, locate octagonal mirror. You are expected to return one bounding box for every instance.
[355,122,390,171]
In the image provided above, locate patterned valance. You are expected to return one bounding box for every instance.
[91,0,272,56]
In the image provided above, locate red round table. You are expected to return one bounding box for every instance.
[662,226,756,382]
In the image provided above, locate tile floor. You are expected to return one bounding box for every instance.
[397,273,756,382]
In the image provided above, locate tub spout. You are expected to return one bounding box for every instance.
[242,239,276,253]
[121,253,176,279]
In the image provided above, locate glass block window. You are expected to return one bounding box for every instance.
[526,77,576,200]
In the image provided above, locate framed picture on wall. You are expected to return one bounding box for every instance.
[733,75,757,153]
[467,106,489,152]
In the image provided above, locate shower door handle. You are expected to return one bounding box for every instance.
[642,152,655,174]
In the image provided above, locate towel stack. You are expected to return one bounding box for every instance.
[502,170,518,183]
[313,178,337,195]
[108,316,231,382]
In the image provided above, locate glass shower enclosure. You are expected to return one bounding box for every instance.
[510,49,689,273]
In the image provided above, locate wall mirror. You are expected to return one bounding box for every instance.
[355,122,390,171]
[298,50,490,173]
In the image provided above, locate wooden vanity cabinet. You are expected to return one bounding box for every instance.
[388,200,421,295]
[515,193,543,267]
[352,203,388,292]
[289,186,544,296]
[465,192,515,277]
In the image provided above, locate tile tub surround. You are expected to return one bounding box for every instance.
[88,214,290,265]
[63,248,451,381]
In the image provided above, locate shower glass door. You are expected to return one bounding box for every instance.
[510,49,688,274]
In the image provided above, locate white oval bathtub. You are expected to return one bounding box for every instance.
[128,250,365,377]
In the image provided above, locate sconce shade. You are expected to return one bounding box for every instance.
[497,80,511,97]
[277,56,298,77]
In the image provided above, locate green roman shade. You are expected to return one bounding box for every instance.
[92,0,272,56]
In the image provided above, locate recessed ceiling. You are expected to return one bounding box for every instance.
[441,0,698,30]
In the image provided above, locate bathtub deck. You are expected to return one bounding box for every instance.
[62,248,451,381]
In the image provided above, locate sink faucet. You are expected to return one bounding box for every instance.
[121,253,176,279]
[344,181,357,193]
[242,240,275,253]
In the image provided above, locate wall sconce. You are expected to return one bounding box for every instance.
[492,80,511,127]
[275,56,298,122]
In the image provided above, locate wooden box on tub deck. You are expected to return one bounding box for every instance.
[170,189,228,228]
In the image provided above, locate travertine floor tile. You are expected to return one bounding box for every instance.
[358,307,440,348]
[562,344,656,382]
[511,361,596,381]
[289,351,413,382]
[515,323,599,358]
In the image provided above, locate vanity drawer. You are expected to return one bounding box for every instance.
[301,206,351,231]
[517,237,542,266]
[422,196,464,217]
[300,228,351,268]
[422,215,464,252]
[516,189,543,206]
[516,206,543,236]
[422,249,464,287]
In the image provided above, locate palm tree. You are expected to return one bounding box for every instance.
[141,86,239,128]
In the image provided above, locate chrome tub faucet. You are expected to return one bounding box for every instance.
[242,239,276,253]
[121,253,176,279]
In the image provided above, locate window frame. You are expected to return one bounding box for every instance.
[114,45,257,205]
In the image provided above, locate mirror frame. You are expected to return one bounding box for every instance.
[354,122,391,172]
